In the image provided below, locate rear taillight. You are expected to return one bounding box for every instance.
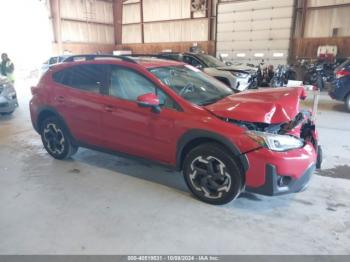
[335,69,350,79]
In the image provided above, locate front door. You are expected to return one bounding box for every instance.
[100,65,181,163]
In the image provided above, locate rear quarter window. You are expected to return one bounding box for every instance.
[52,64,108,94]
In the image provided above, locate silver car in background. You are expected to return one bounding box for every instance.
[0,76,18,115]
[156,52,256,92]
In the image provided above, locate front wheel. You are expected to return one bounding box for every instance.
[0,110,14,116]
[346,94,350,112]
[40,116,78,159]
[183,143,243,205]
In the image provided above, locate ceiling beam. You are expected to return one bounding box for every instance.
[300,0,308,38]
[140,0,144,44]
[297,2,350,11]
[113,0,123,45]
[50,0,63,54]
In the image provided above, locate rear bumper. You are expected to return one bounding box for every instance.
[246,163,315,196]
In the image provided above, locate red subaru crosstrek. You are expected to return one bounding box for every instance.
[30,55,322,205]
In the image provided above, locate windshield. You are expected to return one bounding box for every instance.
[149,65,233,106]
[197,54,226,68]
[336,58,350,71]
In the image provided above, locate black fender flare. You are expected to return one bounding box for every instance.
[35,106,61,131]
[35,106,76,143]
[175,129,249,172]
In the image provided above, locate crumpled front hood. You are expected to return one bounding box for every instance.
[205,87,307,124]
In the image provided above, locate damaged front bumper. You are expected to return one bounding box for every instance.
[243,142,321,196]
[246,163,316,196]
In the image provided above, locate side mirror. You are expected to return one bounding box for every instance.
[225,61,233,66]
[136,93,161,113]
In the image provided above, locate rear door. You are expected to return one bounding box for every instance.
[52,64,108,146]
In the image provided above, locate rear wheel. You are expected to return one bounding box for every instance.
[183,143,243,205]
[40,116,78,159]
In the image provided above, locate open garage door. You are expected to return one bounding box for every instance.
[216,0,295,65]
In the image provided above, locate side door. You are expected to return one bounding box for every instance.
[51,64,108,147]
[100,65,182,164]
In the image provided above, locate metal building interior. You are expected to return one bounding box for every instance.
[0,0,350,257]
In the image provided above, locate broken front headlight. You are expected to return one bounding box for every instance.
[246,131,304,152]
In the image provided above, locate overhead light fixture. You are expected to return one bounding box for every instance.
[220,53,229,58]
[273,53,284,57]
[236,53,246,57]
[254,53,264,57]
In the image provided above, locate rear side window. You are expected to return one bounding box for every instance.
[183,56,202,67]
[53,64,107,93]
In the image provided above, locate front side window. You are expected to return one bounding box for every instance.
[109,66,180,111]
[53,64,107,93]
[149,65,233,106]
[109,67,156,101]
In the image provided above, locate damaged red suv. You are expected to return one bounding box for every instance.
[30,55,322,205]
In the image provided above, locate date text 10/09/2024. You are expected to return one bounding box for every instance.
[127,256,220,261]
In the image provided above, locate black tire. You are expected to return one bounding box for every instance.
[316,145,322,170]
[0,110,14,116]
[40,116,78,159]
[346,94,350,113]
[183,143,243,205]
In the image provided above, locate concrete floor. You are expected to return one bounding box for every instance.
[0,79,350,255]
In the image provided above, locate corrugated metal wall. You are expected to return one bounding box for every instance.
[293,0,350,59]
[303,0,350,37]
[122,0,211,44]
[216,0,295,65]
[60,0,114,44]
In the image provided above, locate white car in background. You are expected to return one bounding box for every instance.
[29,55,70,79]
[0,76,18,116]
[41,55,70,74]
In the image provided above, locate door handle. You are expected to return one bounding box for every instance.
[56,96,65,103]
[104,105,114,112]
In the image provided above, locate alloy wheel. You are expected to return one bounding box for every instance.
[188,155,232,199]
[43,123,65,155]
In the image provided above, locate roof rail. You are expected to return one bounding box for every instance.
[62,54,137,64]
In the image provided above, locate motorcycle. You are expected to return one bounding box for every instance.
[270,65,296,87]
[304,63,325,90]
